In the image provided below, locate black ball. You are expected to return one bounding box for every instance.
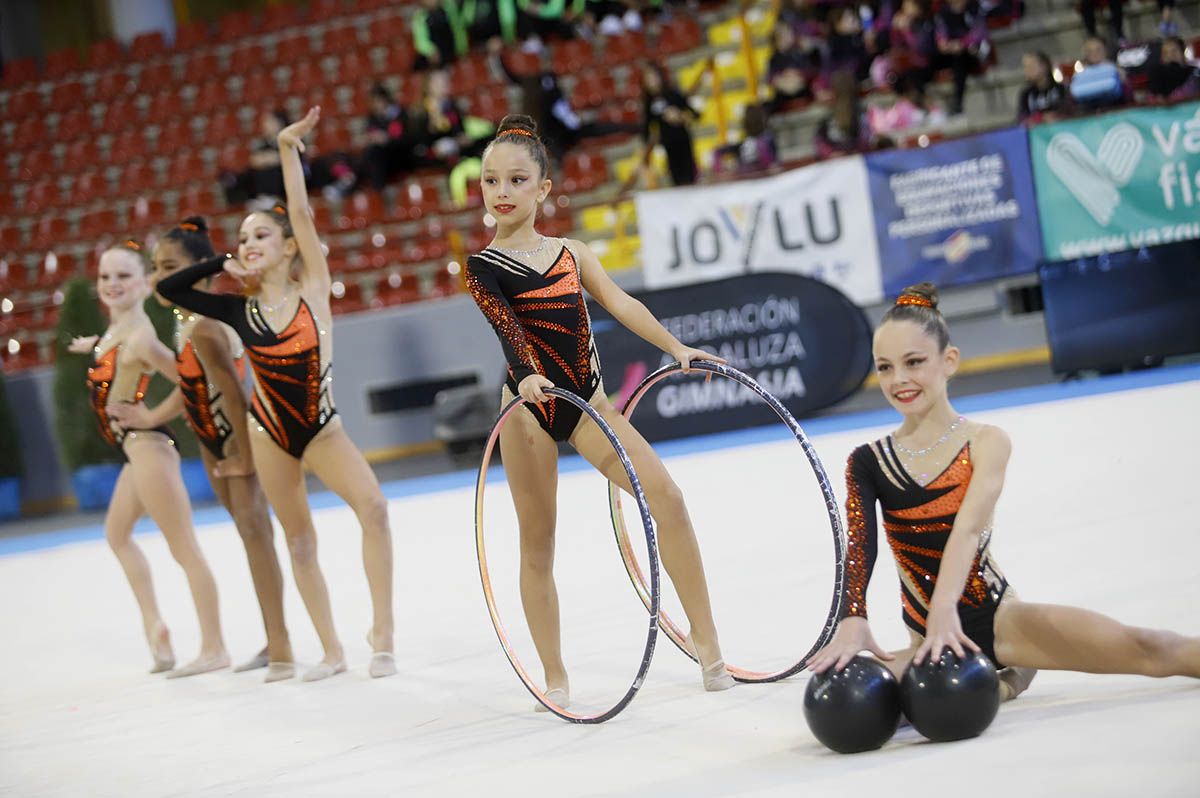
[900,650,1000,742]
[803,656,901,754]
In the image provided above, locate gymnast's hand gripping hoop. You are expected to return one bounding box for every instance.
[475,387,660,723]
[608,360,848,682]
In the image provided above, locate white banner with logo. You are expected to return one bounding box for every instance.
[635,156,884,305]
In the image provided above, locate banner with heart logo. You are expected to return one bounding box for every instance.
[1030,101,1200,259]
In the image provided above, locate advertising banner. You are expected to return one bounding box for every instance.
[589,272,872,443]
[865,126,1043,295]
[1029,101,1200,259]
[635,156,884,305]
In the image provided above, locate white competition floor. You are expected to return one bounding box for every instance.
[2,367,1199,797]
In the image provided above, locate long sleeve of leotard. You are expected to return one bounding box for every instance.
[465,257,538,386]
[841,446,880,619]
[156,255,244,324]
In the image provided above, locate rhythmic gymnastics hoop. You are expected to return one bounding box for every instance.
[608,360,847,683]
[475,386,660,723]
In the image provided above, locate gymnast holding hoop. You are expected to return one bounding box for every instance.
[465,115,735,711]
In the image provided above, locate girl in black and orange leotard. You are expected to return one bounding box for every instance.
[67,240,228,678]
[114,217,294,681]
[810,283,1200,698]
[158,107,395,682]
[465,115,735,709]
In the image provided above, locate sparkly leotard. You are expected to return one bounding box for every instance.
[842,438,1010,665]
[466,241,602,442]
[174,311,247,461]
[87,343,175,457]
[157,256,337,459]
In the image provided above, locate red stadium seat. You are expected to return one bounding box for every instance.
[63,141,102,175]
[191,80,230,113]
[561,152,609,192]
[92,69,134,103]
[18,149,56,182]
[321,25,361,54]
[72,169,108,204]
[216,10,257,40]
[109,129,145,163]
[377,271,420,305]
[11,117,48,150]
[601,31,647,67]
[55,108,92,141]
[350,0,394,12]
[7,88,43,120]
[135,61,175,95]
[658,18,703,55]
[466,87,510,122]
[273,34,314,65]
[100,96,140,134]
[500,48,540,79]
[172,20,210,51]
[551,39,594,76]
[391,179,441,221]
[0,225,24,251]
[287,60,327,94]
[129,31,167,61]
[450,54,491,94]
[154,118,195,153]
[34,251,76,288]
[335,191,386,230]
[572,72,616,109]
[2,57,38,87]
[217,143,250,172]
[30,216,70,249]
[183,50,222,80]
[330,279,367,314]
[430,266,461,297]
[128,195,170,230]
[177,185,221,218]
[79,207,119,240]
[22,179,57,213]
[87,39,125,71]
[383,43,416,76]
[262,3,305,32]
[44,48,83,79]
[164,153,208,187]
[122,161,157,195]
[205,109,245,140]
[49,80,86,110]
[337,51,376,86]
[367,13,408,47]
[228,43,267,76]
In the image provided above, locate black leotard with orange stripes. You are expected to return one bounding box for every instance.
[174,315,247,461]
[466,241,602,442]
[157,256,336,459]
[87,343,175,457]
[842,438,1010,665]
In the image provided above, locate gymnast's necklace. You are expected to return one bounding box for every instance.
[491,235,547,261]
[893,415,965,458]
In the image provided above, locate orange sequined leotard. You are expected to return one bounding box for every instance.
[174,312,247,461]
[87,343,175,456]
[157,256,336,459]
[466,242,602,442]
[842,438,1009,665]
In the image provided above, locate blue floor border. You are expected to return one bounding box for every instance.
[4,362,1197,557]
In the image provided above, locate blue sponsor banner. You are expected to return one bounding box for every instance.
[865,127,1043,296]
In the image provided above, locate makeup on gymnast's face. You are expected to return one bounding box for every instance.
[480,142,550,224]
[149,240,188,308]
[97,249,149,311]
[872,320,958,416]
[238,213,295,272]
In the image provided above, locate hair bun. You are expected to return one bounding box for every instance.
[898,282,939,310]
[496,114,539,138]
[179,215,208,233]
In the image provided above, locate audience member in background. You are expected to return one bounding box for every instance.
[712,104,779,176]
[1016,51,1070,123]
[576,0,645,39]
[641,62,698,186]
[818,5,872,97]
[412,69,479,168]
[490,39,638,161]
[1148,36,1200,100]
[934,0,990,115]
[871,0,937,95]
[519,0,580,43]
[867,75,944,140]
[815,70,877,158]
[1157,0,1178,36]
[767,20,819,113]
[247,110,289,199]
[360,83,419,191]
[778,0,825,40]
[413,0,470,69]
[1069,36,1129,111]
[1078,0,1123,47]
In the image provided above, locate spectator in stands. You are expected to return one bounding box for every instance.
[767,20,819,113]
[490,39,638,160]
[870,0,937,97]
[1157,0,1178,37]
[413,69,487,168]
[778,0,825,40]
[867,74,944,139]
[1016,50,1070,123]
[247,110,289,199]
[822,6,872,89]
[640,62,698,186]
[815,70,876,158]
[934,0,990,115]
[576,0,645,39]
[1078,0,1124,47]
[413,0,470,69]
[1070,36,1129,111]
[712,103,779,176]
[1148,36,1200,100]
[360,84,420,191]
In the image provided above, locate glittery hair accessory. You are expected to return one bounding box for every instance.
[122,239,142,251]
[503,128,535,139]
[179,222,199,232]
[895,294,934,309]
[270,203,288,215]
